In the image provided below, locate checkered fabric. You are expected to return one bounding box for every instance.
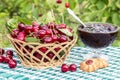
[0,47,120,80]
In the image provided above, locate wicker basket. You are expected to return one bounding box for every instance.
[7,34,77,69]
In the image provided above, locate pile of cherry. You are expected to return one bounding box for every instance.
[11,22,73,43]
[0,48,17,68]
[10,22,73,62]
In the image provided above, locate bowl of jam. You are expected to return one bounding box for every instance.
[78,23,119,48]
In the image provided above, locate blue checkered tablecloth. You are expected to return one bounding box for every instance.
[0,47,120,80]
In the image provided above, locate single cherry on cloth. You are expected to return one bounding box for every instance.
[8,59,17,68]
[4,55,12,63]
[0,55,5,63]
[6,50,13,56]
[0,48,4,55]
[69,64,77,72]
[61,64,69,72]
[86,60,93,65]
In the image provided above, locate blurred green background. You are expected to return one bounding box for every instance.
[0,0,120,48]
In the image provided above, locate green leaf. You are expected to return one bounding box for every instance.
[78,0,83,3]
[103,10,110,17]
[0,13,8,18]
[18,17,32,24]
[44,10,55,23]
[96,0,105,10]
[89,0,97,4]
[26,37,39,43]
[59,51,65,57]
[89,5,98,11]
[115,0,120,8]
[112,13,120,25]
[58,28,73,37]
[6,19,18,29]
[112,40,120,47]
[103,0,109,5]
[68,0,77,9]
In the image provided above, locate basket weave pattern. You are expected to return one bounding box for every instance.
[8,34,77,69]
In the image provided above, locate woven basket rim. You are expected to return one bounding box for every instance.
[7,34,78,45]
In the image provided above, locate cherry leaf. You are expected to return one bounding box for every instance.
[58,28,73,37]
[26,37,39,43]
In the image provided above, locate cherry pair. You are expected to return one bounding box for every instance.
[61,64,77,73]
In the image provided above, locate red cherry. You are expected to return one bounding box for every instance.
[0,55,5,63]
[52,35,58,42]
[32,23,40,32]
[43,58,48,62]
[4,57,9,63]
[69,64,77,72]
[56,0,62,4]
[39,47,48,53]
[33,32,39,38]
[68,28,72,32]
[23,46,32,53]
[17,31,26,41]
[65,2,70,8]
[38,30,47,38]
[55,25,62,29]
[32,22,39,27]
[53,30,59,34]
[61,64,69,72]
[8,59,17,68]
[6,55,13,59]
[0,48,4,55]
[47,22,55,29]
[58,35,68,43]
[4,55,12,63]
[11,29,19,38]
[86,60,93,65]
[47,52,54,59]
[33,52,42,60]
[43,36,53,43]
[24,26,33,35]
[46,29,52,35]
[6,50,13,56]
[40,25,49,30]
[38,13,43,17]
[18,22,25,31]
[60,23,66,28]
[54,47,60,52]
